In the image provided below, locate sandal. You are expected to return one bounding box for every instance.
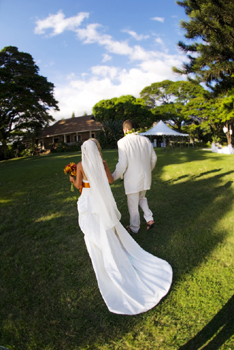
[147,220,155,231]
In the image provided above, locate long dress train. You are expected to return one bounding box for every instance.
[78,181,173,315]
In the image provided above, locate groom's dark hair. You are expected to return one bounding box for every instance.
[123,119,133,130]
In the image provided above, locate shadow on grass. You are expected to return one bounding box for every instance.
[179,294,234,350]
[165,169,224,184]
[196,168,222,178]
[0,150,234,349]
[144,170,234,280]
[156,148,228,166]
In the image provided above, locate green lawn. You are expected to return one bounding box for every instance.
[0,148,233,350]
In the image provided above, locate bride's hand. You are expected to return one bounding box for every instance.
[69,175,74,183]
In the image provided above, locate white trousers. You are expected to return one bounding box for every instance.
[127,190,153,233]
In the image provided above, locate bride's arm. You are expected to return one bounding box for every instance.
[70,162,83,189]
[103,160,113,184]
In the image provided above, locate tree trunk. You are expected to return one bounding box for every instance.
[225,123,232,145]
[31,134,36,155]
[0,138,8,159]
[228,132,232,145]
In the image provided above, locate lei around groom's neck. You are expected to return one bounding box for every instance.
[124,128,138,136]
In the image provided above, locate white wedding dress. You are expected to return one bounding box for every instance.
[77,140,173,315]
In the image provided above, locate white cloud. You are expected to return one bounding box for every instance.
[34,12,163,62]
[102,53,112,62]
[104,39,133,56]
[122,29,149,41]
[129,45,151,61]
[44,61,55,67]
[76,24,133,56]
[76,23,102,43]
[66,73,75,80]
[151,17,165,23]
[155,38,163,44]
[91,65,119,80]
[154,38,168,54]
[35,11,187,120]
[34,10,89,36]
[35,12,139,58]
[51,53,186,120]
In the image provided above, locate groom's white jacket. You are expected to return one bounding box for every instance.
[112,133,157,195]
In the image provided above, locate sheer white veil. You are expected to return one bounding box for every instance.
[81,139,121,229]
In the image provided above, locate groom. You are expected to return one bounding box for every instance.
[112,119,157,233]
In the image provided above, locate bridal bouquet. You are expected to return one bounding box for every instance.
[64,162,77,191]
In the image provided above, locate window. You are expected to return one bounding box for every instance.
[66,135,70,143]
[54,137,59,143]
[74,135,76,142]
[91,133,95,138]
[78,134,82,142]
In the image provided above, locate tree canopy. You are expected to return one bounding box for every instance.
[92,95,154,129]
[0,46,59,155]
[140,80,204,131]
[173,0,234,96]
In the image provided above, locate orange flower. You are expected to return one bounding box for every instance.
[64,162,77,191]
[64,163,77,175]
[64,165,71,175]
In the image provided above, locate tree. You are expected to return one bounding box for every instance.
[0,46,59,157]
[140,80,174,107]
[183,94,234,144]
[92,95,154,129]
[173,0,234,96]
[153,103,186,131]
[218,95,234,144]
[182,95,222,142]
[71,111,75,118]
[140,80,204,131]
[97,120,123,149]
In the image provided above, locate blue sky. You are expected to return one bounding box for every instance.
[0,0,189,121]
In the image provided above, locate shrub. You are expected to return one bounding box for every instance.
[51,141,82,153]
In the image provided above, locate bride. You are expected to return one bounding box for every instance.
[70,139,172,315]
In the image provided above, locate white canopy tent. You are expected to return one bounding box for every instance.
[140,120,189,147]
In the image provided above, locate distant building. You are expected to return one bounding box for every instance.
[37,115,103,149]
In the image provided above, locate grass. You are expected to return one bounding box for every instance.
[0,148,233,350]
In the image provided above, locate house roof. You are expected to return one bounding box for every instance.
[140,120,189,137]
[39,115,103,138]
